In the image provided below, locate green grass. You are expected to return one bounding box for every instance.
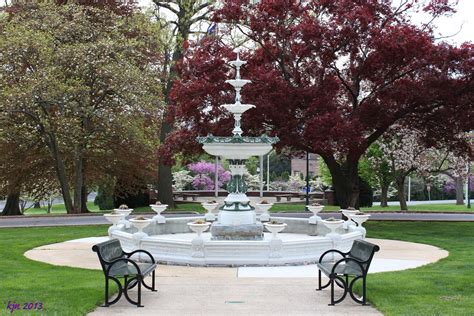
[269,203,474,213]
[0,225,108,315]
[1,222,474,314]
[24,202,100,215]
[23,202,204,216]
[366,221,474,315]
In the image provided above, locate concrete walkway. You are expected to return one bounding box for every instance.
[25,237,447,316]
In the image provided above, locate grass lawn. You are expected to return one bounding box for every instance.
[0,226,107,315]
[269,203,474,213]
[23,201,473,216]
[1,222,473,315]
[366,221,474,315]
[23,202,205,216]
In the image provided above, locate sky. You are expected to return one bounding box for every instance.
[138,0,473,45]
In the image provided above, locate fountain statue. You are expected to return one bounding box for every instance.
[197,50,278,240]
[104,48,367,266]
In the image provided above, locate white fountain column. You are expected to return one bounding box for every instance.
[218,159,256,225]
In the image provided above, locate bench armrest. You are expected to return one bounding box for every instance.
[125,249,156,264]
[331,257,366,276]
[319,249,348,263]
[105,258,142,276]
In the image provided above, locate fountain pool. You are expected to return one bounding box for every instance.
[107,49,367,266]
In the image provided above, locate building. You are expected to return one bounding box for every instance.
[290,153,319,179]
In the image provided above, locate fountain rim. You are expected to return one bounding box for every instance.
[197,134,279,144]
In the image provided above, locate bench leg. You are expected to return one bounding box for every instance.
[192,196,197,201]
[286,197,291,201]
[183,196,188,201]
[152,270,157,292]
[137,276,143,307]
[317,269,322,290]
[141,271,158,292]
[276,197,281,202]
[330,278,335,306]
[328,275,348,306]
[104,277,109,307]
[102,276,123,307]
[316,269,331,291]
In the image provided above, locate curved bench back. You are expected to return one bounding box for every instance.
[92,239,126,272]
[348,239,380,271]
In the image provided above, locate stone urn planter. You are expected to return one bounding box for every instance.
[201,202,219,221]
[350,213,370,238]
[150,203,168,224]
[351,213,371,227]
[113,208,133,218]
[307,204,324,224]
[255,201,273,222]
[321,218,344,236]
[264,221,287,239]
[129,217,153,234]
[340,208,359,229]
[104,213,123,226]
[187,220,211,238]
[113,205,133,229]
[104,213,123,235]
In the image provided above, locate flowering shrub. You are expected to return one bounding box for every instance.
[270,180,289,191]
[172,170,194,191]
[245,172,261,190]
[288,174,305,191]
[187,161,231,190]
[444,176,474,194]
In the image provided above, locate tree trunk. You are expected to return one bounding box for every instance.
[48,137,74,213]
[73,151,83,214]
[380,183,389,207]
[81,185,89,213]
[157,121,175,207]
[1,192,22,216]
[156,24,192,209]
[455,176,464,205]
[324,156,360,209]
[395,175,408,211]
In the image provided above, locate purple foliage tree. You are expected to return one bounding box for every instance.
[187,161,231,190]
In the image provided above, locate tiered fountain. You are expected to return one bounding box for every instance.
[105,49,367,266]
[197,50,278,240]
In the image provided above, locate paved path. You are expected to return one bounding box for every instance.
[24,237,448,316]
[1,211,474,228]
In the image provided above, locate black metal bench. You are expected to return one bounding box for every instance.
[316,239,379,306]
[92,239,158,307]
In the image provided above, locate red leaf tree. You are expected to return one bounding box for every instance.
[167,0,474,208]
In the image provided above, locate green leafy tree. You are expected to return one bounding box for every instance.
[0,3,163,214]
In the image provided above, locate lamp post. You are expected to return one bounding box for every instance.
[468,164,471,209]
[306,151,310,206]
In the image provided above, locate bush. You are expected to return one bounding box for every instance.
[114,190,150,209]
[94,186,114,210]
[358,177,373,207]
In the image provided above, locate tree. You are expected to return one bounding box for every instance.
[366,144,394,207]
[187,161,231,190]
[166,0,474,208]
[0,3,163,213]
[378,127,469,210]
[152,0,213,207]
[0,119,58,216]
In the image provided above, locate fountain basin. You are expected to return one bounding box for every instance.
[109,216,364,266]
[201,142,274,160]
